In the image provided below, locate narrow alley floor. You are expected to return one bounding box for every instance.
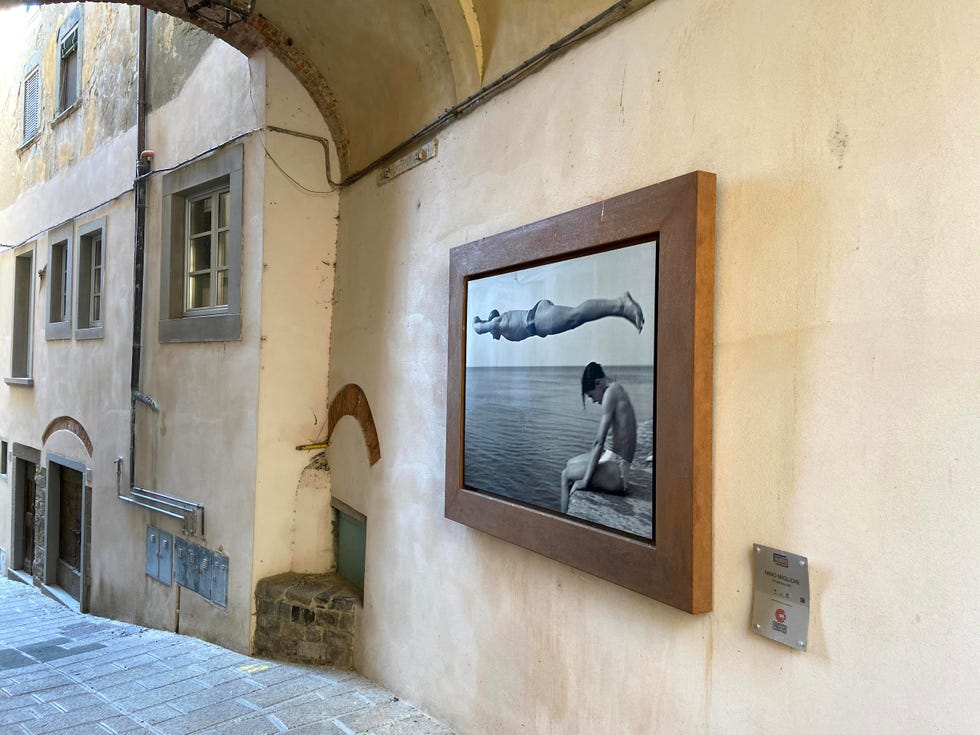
[0,577,452,735]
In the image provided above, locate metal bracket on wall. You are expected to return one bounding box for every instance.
[378,140,438,185]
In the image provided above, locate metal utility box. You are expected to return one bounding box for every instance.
[174,537,188,587]
[145,527,173,585]
[210,552,229,608]
[195,547,213,600]
[172,536,227,609]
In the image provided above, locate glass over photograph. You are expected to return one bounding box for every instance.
[463,239,658,539]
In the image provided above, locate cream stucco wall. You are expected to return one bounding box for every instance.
[251,52,338,586]
[137,37,265,651]
[0,15,269,653]
[327,1,980,733]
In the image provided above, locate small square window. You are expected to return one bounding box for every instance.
[46,223,73,341]
[160,144,242,343]
[1,441,8,477]
[75,217,105,340]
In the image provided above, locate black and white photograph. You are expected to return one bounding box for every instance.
[463,239,658,539]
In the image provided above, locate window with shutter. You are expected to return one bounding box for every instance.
[23,68,39,143]
[58,24,79,112]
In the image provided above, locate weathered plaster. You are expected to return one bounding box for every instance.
[0,5,137,214]
[146,10,212,112]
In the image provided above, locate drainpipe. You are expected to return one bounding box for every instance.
[130,7,148,491]
[118,12,203,538]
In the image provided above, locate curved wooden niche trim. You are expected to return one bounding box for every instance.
[42,415,94,457]
[326,384,381,466]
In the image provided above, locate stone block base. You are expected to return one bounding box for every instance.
[254,572,360,668]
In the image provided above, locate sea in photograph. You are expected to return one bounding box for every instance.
[464,364,654,537]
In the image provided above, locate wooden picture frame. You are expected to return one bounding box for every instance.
[445,171,715,613]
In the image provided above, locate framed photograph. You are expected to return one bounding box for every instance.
[446,171,715,613]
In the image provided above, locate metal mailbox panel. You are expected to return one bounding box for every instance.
[145,527,160,579]
[196,546,213,601]
[157,530,173,586]
[185,542,200,593]
[210,552,229,608]
[174,537,188,587]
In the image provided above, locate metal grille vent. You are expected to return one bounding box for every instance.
[23,68,39,142]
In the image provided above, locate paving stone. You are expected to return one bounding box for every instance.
[116,678,209,712]
[89,661,170,686]
[44,690,105,712]
[135,663,209,690]
[32,683,89,702]
[152,699,254,735]
[3,674,73,697]
[168,677,261,714]
[0,704,40,726]
[22,702,121,734]
[266,690,369,728]
[91,714,148,734]
[335,699,418,734]
[370,714,457,735]
[191,665,249,688]
[241,664,304,688]
[132,701,184,724]
[0,578,451,735]
[240,674,330,708]
[280,723,346,735]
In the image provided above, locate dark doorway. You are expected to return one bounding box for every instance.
[56,465,83,601]
[20,459,37,575]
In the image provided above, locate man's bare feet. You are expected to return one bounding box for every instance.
[623,292,644,333]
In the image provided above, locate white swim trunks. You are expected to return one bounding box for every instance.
[599,448,631,490]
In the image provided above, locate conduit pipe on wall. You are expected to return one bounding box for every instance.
[117,8,205,538]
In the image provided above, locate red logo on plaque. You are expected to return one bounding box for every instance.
[775,609,787,623]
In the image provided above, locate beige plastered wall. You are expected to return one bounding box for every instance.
[327,1,980,732]
[250,53,338,591]
[136,38,266,651]
[0,7,137,593]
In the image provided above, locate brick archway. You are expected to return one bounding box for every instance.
[41,415,94,457]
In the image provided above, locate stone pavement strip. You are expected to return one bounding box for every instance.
[0,577,454,735]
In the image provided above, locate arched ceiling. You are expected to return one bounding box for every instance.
[6,0,654,180]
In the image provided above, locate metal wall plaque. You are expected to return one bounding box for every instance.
[751,544,810,651]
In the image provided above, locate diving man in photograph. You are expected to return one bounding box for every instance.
[472,293,644,342]
[560,362,637,513]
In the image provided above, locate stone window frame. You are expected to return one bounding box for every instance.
[46,222,73,341]
[159,144,243,343]
[5,244,36,386]
[53,6,82,122]
[75,216,105,340]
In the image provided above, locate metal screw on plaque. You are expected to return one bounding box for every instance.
[800,559,806,566]
[799,641,806,647]
[754,546,760,553]
[754,623,761,630]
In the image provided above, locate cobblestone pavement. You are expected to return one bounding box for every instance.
[0,577,453,734]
